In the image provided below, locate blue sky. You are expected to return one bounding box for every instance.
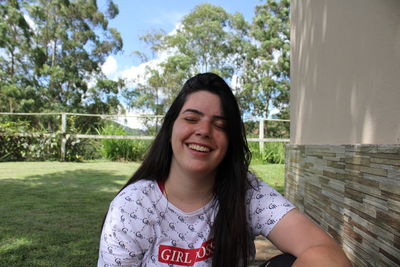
[98,0,263,80]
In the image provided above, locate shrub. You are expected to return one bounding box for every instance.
[263,142,286,164]
[97,124,151,161]
[65,138,102,162]
[248,141,287,164]
[0,121,60,161]
[248,141,264,164]
[64,116,102,161]
[0,120,102,162]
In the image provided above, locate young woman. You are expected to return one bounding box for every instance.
[98,73,351,267]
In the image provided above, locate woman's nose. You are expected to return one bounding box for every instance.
[195,120,211,138]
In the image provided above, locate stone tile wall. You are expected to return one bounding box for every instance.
[285,145,400,266]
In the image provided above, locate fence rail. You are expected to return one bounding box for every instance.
[0,112,290,160]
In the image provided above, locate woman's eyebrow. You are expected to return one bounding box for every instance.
[182,109,226,120]
[182,109,203,115]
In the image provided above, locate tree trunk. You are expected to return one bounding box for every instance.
[8,98,13,113]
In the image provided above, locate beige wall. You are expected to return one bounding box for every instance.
[290,0,400,145]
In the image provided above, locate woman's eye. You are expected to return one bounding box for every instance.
[184,117,198,122]
[214,121,226,130]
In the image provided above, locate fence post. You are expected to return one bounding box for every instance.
[60,113,67,161]
[259,118,264,153]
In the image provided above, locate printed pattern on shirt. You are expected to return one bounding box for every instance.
[246,174,295,237]
[98,175,295,266]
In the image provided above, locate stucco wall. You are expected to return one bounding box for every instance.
[290,0,400,145]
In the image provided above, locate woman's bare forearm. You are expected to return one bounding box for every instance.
[292,244,352,267]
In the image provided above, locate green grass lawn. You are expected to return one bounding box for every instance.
[250,164,285,194]
[0,161,284,266]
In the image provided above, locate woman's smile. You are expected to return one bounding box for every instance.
[187,143,212,153]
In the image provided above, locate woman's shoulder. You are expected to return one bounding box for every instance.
[245,172,293,207]
[111,179,160,209]
[246,172,273,193]
[245,172,296,237]
[118,179,157,195]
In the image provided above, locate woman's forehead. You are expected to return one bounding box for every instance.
[181,91,224,116]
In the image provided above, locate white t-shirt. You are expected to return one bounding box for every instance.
[98,174,295,266]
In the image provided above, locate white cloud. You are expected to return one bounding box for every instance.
[24,15,37,31]
[230,74,240,88]
[119,48,173,87]
[111,21,180,87]
[0,48,8,59]
[102,56,118,76]
[272,49,282,63]
[101,22,181,124]
[268,107,280,118]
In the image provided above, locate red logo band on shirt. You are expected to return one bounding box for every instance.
[158,240,214,266]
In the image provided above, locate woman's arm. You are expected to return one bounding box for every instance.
[98,202,146,266]
[268,209,352,267]
[98,184,154,266]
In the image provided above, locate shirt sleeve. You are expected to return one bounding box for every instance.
[98,186,154,267]
[246,173,296,237]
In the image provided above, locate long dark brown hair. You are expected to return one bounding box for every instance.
[108,72,251,266]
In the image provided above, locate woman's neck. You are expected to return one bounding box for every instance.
[165,163,216,213]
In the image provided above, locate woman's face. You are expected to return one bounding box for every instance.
[170,90,229,177]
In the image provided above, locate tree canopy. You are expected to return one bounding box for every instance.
[1,0,291,123]
[0,0,124,115]
[124,0,290,121]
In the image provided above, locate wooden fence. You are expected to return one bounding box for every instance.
[0,112,290,161]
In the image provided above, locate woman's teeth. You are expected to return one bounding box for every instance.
[188,144,211,152]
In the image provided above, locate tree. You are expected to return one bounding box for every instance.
[123,29,182,117]
[0,0,37,113]
[0,0,125,118]
[124,3,251,116]
[164,3,245,78]
[29,0,124,114]
[239,0,290,120]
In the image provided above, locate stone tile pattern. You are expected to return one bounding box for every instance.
[285,144,400,267]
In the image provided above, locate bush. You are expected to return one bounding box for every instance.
[248,141,264,164]
[64,116,102,161]
[0,120,102,162]
[263,142,286,164]
[97,124,151,161]
[0,121,60,161]
[249,141,287,164]
[65,138,102,162]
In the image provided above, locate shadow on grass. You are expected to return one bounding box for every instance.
[0,169,130,266]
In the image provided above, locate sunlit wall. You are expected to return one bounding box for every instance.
[290,0,400,145]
